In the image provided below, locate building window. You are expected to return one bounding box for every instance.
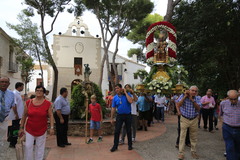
[8,46,18,73]
[74,57,82,76]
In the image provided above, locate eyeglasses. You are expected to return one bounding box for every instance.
[36,90,44,92]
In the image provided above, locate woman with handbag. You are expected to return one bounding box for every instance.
[19,85,54,160]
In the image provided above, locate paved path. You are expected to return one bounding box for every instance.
[0,115,226,160]
[135,116,226,160]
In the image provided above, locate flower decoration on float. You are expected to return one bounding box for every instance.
[147,76,173,93]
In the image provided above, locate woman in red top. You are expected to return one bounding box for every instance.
[19,85,54,160]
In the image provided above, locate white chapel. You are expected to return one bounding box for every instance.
[29,17,145,100]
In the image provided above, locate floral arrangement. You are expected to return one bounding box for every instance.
[134,69,148,82]
[147,76,173,93]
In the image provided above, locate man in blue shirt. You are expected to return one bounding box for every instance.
[0,77,15,149]
[54,87,71,148]
[137,92,150,131]
[110,84,133,152]
[176,86,201,160]
[0,77,15,122]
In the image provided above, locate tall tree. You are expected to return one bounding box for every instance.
[74,0,154,89]
[126,13,163,62]
[172,0,240,96]
[18,56,35,94]
[7,12,47,86]
[23,0,84,101]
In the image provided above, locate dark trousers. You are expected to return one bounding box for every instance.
[9,119,21,146]
[54,112,69,146]
[222,123,240,160]
[156,107,165,122]
[148,106,154,125]
[176,116,190,145]
[202,108,214,131]
[113,114,132,148]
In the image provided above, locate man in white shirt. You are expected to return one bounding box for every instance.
[8,82,24,148]
[154,94,166,123]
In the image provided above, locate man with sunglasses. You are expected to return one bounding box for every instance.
[220,90,240,160]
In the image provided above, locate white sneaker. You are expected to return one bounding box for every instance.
[132,138,136,143]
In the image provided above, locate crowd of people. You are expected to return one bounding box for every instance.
[0,76,240,160]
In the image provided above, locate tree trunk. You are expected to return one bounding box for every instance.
[34,45,44,86]
[42,33,58,101]
[164,0,182,22]
[98,53,106,89]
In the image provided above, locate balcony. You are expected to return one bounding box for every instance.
[8,62,18,73]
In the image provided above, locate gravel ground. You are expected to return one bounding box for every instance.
[134,121,226,160]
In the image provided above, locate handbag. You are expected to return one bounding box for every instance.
[15,135,25,160]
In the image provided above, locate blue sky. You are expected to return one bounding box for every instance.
[0,0,168,58]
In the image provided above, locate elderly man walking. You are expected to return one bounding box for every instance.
[201,89,216,132]
[220,90,240,160]
[176,86,201,160]
[0,77,15,150]
[54,88,71,147]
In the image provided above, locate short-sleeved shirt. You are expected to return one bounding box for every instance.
[200,95,215,109]
[112,93,132,114]
[176,94,201,119]
[54,95,70,115]
[26,99,51,136]
[89,103,102,121]
[9,90,24,120]
[220,100,240,127]
[154,95,166,107]
[0,89,15,118]
[137,96,150,112]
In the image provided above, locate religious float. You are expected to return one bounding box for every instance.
[135,21,188,94]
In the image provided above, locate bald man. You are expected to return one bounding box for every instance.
[0,77,15,122]
[220,90,240,160]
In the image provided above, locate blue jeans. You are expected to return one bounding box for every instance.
[222,123,240,160]
[156,107,164,122]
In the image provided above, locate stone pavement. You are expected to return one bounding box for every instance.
[45,119,166,160]
[0,115,226,160]
[135,116,226,160]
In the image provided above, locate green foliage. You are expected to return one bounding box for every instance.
[70,84,85,119]
[134,69,148,82]
[126,13,163,62]
[172,0,240,96]
[70,83,107,120]
[127,13,163,45]
[145,65,157,84]
[79,0,154,37]
[6,13,48,63]
[19,56,35,84]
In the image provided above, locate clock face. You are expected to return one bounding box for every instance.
[75,42,84,53]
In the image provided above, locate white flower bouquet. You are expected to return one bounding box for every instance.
[147,76,173,93]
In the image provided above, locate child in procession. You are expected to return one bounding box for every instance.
[87,95,103,144]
